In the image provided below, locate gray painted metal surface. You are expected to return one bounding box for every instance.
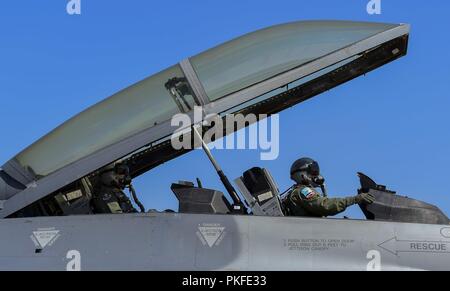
[0,213,449,271]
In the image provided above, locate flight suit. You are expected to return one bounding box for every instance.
[91,185,137,214]
[286,185,358,217]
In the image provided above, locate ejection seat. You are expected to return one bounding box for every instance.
[235,167,285,217]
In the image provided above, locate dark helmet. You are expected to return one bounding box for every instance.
[100,163,132,189]
[290,157,324,186]
[290,157,320,177]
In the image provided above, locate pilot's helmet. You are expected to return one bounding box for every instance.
[100,163,131,188]
[290,157,323,186]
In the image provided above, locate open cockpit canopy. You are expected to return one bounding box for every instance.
[0,20,410,218]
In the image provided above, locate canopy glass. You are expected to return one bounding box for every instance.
[12,21,400,179]
[190,21,397,100]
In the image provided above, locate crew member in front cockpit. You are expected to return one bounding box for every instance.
[284,157,375,217]
[91,164,137,214]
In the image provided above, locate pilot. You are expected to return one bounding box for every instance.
[91,164,137,214]
[284,157,375,217]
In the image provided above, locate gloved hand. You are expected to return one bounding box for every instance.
[355,192,376,205]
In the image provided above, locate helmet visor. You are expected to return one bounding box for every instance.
[309,161,320,176]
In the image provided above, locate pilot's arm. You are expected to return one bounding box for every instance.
[291,186,374,217]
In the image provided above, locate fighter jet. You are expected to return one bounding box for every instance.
[1,20,449,271]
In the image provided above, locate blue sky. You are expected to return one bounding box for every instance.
[1,1,449,218]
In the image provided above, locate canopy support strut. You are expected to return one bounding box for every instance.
[192,126,245,213]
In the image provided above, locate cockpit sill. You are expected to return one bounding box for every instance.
[1,211,448,227]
